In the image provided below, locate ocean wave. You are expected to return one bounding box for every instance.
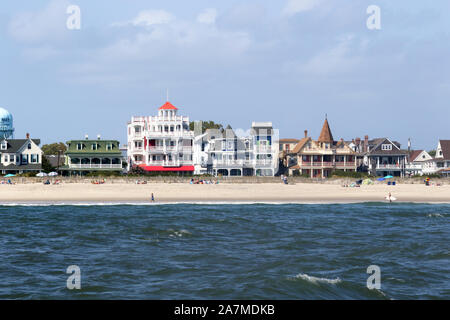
[292,273,342,285]
[427,213,445,218]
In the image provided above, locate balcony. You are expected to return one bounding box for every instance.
[335,162,356,168]
[148,161,193,167]
[69,164,122,169]
[376,164,402,170]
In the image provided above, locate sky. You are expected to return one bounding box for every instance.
[1,0,450,150]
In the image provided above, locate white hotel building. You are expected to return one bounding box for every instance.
[127,101,194,173]
[127,101,279,176]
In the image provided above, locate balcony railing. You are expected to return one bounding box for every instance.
[148,161,193,167]
[69,164,122,169]
[376,164,402,170]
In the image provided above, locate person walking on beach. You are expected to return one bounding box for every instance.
[387,192,392,203]
[151,193,155,202]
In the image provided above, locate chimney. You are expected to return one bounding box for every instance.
[355,137,361,152]
[364,135,369,152]
[26,133,30,139]
[97,134,101,140]
[304,130,308,138]
[85,134,89,140]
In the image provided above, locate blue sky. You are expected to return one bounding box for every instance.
[0,0,449,150]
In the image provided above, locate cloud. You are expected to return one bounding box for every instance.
[282,0,322,16]
[197,8,217,25]
[131,10,175,26]
[8,0,70,43]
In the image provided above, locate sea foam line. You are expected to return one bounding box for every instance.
[292,273,342,285]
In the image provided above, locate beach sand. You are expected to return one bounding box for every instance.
[0,182,449,203]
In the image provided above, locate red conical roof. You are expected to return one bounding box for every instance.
[159,101,178,110]
[318,117,334,143]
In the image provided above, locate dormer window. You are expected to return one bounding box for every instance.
[0,141,7,150]
[92,143,100,150]
[381,144,392,151]
[106,143,112,150]
[76,143,85,150]
[28,143,32,149]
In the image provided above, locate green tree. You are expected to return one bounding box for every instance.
[189,121,223,133]
[428,150,436,157]
[42,142,67,155]
[41,156,55,173]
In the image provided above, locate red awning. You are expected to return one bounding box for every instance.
[138,165,194,172]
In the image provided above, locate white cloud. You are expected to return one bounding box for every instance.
[131,10,175,26]
[282,0,322,16]
[197,8,217,24]
[8,0,70,43]
[284,34,364,76]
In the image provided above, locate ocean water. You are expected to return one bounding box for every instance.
[0,202,449,300]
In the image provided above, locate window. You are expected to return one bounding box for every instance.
[10,155,14,162]
[1,141,7,150]
[381,144,392,151]
[76,143,84,150]
[28,143,32,149]
[106,143,112,150]
[31,154,38,163]
[92,143,99,150]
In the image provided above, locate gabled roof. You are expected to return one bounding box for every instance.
[159,101,178,110]
[368,137,407,155]
[279,139,300,143]
[409,150,423,162]
[291,137,310,153]
[0,139,41,153]
[439,140,450,160]
[318,118,334,143]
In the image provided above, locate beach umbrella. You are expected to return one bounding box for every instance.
[377,177,385,181]
[36,172,48,177]
[48,172,58,176]
[384,175,394,179]
[4,174,15,177]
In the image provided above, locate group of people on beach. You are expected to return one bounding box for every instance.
[91,179,105,185]
[190,178,218,184]
[280,175,288,184]
[43,179,61,185]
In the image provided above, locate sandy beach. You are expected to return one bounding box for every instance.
[0,182,449,203]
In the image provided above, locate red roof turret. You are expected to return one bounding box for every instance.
[158,101,178,110]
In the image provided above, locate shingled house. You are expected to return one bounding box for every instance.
[350,136,408,177]
[287,117,357,178]
[0,133,43,174]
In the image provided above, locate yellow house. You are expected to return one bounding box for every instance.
[288,117,357,178]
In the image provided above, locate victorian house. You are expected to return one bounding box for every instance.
[287,118,357,178]
[127,101,194,174]
[193,122,279,176]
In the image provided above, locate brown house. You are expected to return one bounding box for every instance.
[287,117,357,178]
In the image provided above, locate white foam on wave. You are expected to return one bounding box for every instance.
[427,213,445,218]
[293,273,342,285]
